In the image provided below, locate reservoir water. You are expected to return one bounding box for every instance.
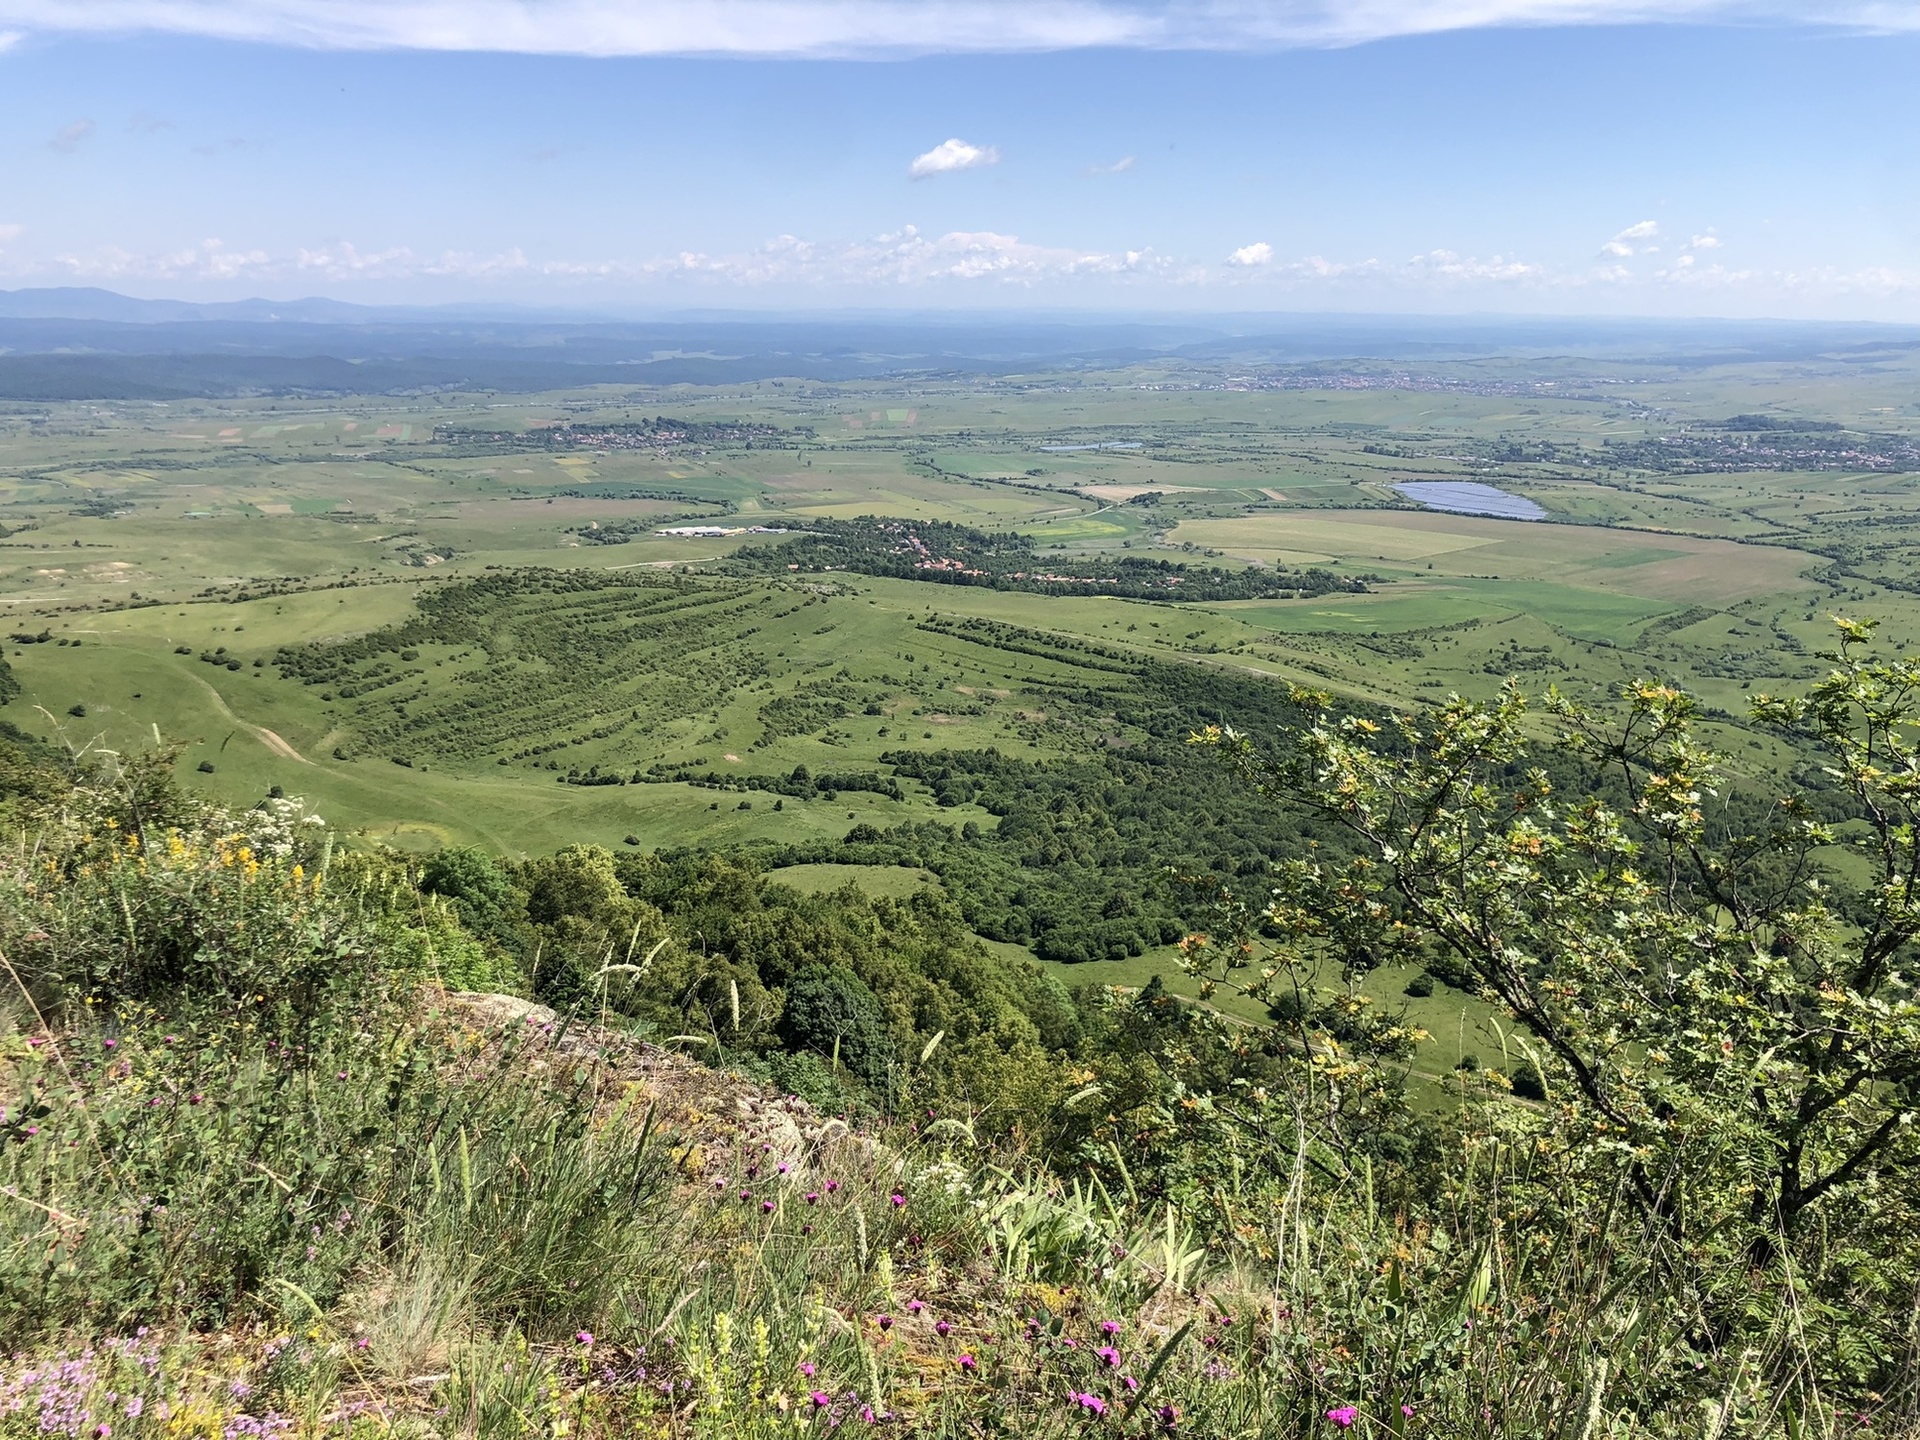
[1392,480,1545,520]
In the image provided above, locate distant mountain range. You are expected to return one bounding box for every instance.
[0,286,1916,401]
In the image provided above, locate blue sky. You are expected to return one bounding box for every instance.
[1,3,1916,317]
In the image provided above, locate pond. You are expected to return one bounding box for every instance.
[1392,480,1545,520]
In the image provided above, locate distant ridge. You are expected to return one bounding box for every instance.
[0,286,1916,401]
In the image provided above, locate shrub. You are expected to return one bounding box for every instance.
[778,964,892,1086]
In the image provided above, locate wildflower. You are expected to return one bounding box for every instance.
[124,1398,144,1419]
[889,1193,905,1208]
[1327,1407,1358,1429]
[1074,1393,1107,1415]
[907,1300,924,1314]
[1124,1376,1140,1393]
[805,1192,820,1205]
[103,1039,117,1050]
[825,1179,840,1193]
[957,1354,977,1372]
[810,1391,831,1408]
[861,1406,877,1424]
[1155,1405,1179,1430]
[935,1321,952,1338]
[1097,1346,1121,1368]
[762,1200,776,1214]
[1100,1320,1121,1336]
[575,1332,594,1347]
[1402,1405,1415,1418]
[777,1162,790,1174]
[336,1071,348,1081]
[802,1224,814,1235]
[874,1314,893,1331]
[740,1190,753,1202]
[800,1362,816,1378]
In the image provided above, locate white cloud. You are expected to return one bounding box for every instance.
[48,118,95,153]
[1227,241,1274,266]
[908,138,998,179]
[0,223,23,242]
[1599,219,1659,257]
[1689,230,1724,249]
[0,27,22,48]
[0,0,1914,58]
[1087,155,1135,174]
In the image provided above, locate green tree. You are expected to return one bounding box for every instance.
[1193,620,1920,1262]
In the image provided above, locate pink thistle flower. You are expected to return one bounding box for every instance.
[907,1300,924,1314]
[873,1314,893,1331]
[805,1192,819,1205]
[800,1362,816,1378]
[889,1193,905,1208]
[957,1354,977,1372]
[810,1391,831,1408]
[1074,1393,1107,1415]
[1100,1320,1121,1336]
[1124,1376,1140,1393]
[1097,1346,1121,1368]
[1327,1407,1358,1429]
[575,1332,594,1346]
[935,1321,952,1337]
[762,1200,776,1214]
[825,1179,840,1193]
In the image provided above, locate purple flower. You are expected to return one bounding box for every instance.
[957,1354,977,1372]
[1099,1320,1121,1336]
[1097,1346,1121,1368]
[1123,1376,1140,1393]
[575,1332,594,1346]
[1155,1405,1179,1430]
[810,1391,831,1408]
[1074,1393,1107,1415]
[1327,1407,1358,1429]
[935,1320,952,1337]
[762,1200,776,1214]
[805,1192,820,1205]
[889,1193,905,1208]
[825,1179,840,1193]
[907,1300,924,1314]
[102,1039,116,1050]
[800,1362,817,1378]
[873,1314,893,1331]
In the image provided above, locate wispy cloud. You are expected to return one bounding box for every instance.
[1599,219,1659,257]
[1087,155,1135,174]
[0,223,23,242]
[12,230,1920,313]
[48,118,95,153]
[1688,230,1724,249]
[0,27,22,49]
[0,0,1912,58]
[909,138,999,179]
